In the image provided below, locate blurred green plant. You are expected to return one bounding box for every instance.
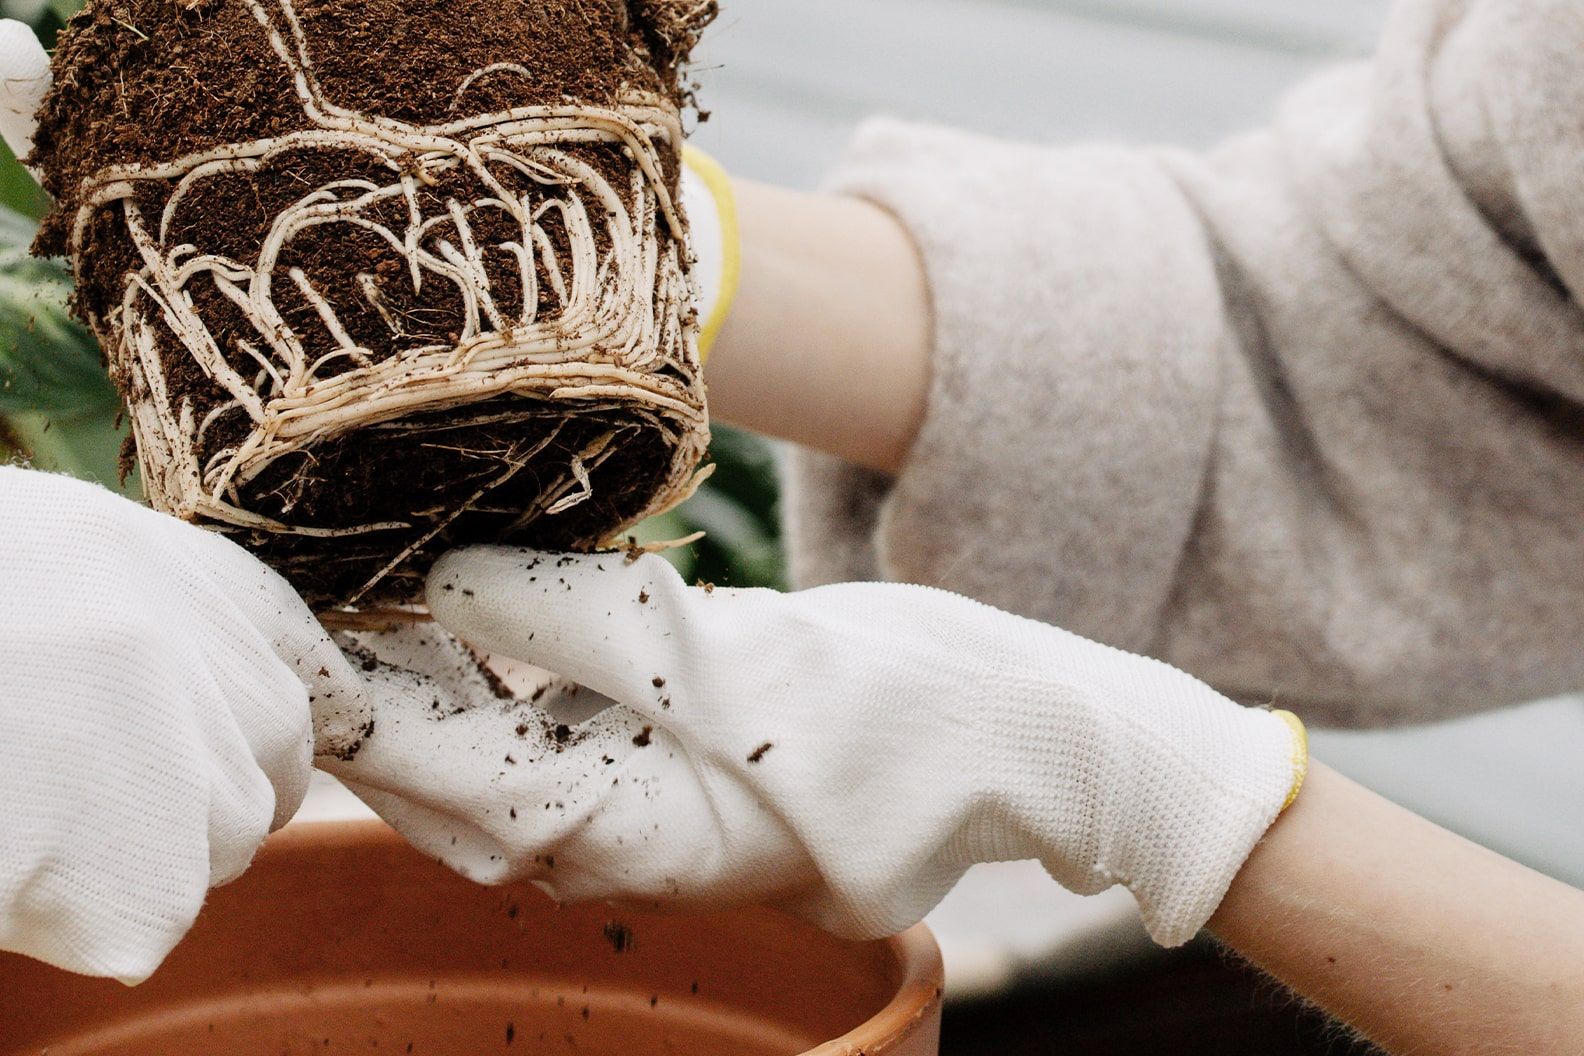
[0,1,136,490]
[0,200,131,488]
[631,425,786,589]
[0,138,46,220]
[0,3,786,586]
[0,207,104,409]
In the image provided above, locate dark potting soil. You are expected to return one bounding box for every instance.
[33,0,713,247]
[31,0,715,607]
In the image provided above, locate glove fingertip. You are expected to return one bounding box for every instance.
[425,545,522,635]
[0,19,50,160]
[0,19,48,79]
[426,545,692,705]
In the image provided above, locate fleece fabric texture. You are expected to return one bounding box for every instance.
[784,0,1584,728]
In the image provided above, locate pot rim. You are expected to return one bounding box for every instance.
[274,820,944,1056]
[804,920,943,1056]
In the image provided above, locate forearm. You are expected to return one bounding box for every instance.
[705,179,931,475]
[1211,763,1584,1055]
[721,4,1584,713]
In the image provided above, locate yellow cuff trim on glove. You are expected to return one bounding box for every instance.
[1272,710,1310,813]
[682,145,741,365]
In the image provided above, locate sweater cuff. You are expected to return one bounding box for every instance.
[785,119,1227,648]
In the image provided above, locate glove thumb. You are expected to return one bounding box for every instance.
[427,546,718,710]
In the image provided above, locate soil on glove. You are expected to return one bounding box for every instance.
[31,0,714,607]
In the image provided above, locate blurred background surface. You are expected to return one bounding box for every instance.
[688,0,1388,183]
[2,1,1579,1051]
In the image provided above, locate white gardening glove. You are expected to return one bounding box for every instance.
[0,467,371,984]
[680,146,739,362]
[324,546,1307,947]
[0,18,49,163]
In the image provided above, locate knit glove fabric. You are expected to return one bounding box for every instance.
[0,467,368,984]
[0,19,47,163]
[326,546,1307,947]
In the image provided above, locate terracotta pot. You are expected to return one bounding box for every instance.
[0,821,942,1056]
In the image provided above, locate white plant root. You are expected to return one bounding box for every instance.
[69,0,709,600]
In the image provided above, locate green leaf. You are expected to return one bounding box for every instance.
[675,486,785,589]
[0,203,134,495]
[5,408,135,492]
[0,138,47,220]
[628,508,699,583]
[0,205,118,419]
[47,0,82,21]
[703,424,781,528]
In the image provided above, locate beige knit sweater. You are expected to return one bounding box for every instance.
[783,0,1584,729]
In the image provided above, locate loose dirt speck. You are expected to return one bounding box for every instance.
[602,921,634,953]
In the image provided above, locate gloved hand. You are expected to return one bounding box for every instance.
[324,546,1307,947]
[0,18,49,164]
[0,467,370,984]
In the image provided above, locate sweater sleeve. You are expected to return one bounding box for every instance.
[783,0,1584,727]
